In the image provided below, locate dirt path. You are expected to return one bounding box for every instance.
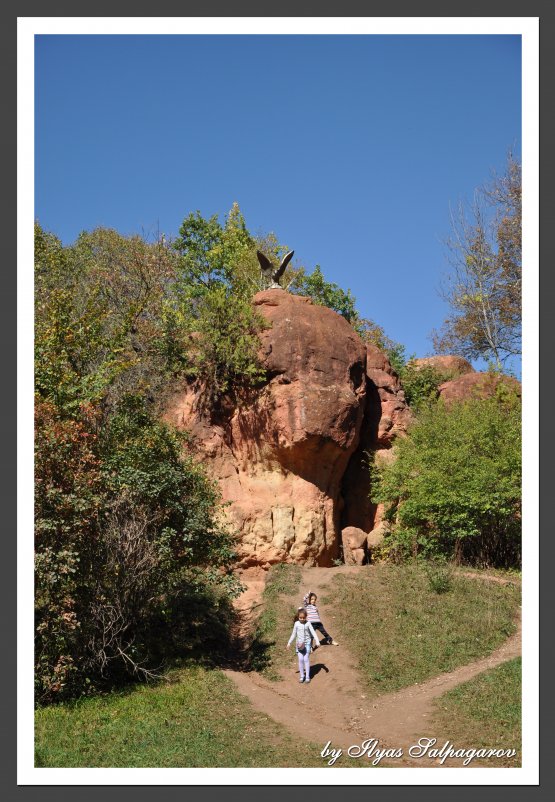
[224,566,521,768]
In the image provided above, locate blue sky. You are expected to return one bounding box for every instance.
[35,34,521,369]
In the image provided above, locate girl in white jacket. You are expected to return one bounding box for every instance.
[286,608,318,683]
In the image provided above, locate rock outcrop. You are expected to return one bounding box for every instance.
[411,355,475,378]
[365,344,413,447]
[438,372,521,405]
[340,344,412,538]
[165,290,367,567]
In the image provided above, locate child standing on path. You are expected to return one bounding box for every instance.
[286,608,318,684]
[302,591,339,646]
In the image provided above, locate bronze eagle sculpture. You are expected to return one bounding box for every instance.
[256,249,295,289]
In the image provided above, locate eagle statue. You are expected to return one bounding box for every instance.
[256,249,295,289]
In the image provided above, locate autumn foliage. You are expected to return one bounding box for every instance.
[34,224,241,703]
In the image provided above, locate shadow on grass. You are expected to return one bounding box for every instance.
[232,563,303,677]
[239,634,275,673]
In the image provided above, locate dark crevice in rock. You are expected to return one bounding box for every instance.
[340,378,381,534]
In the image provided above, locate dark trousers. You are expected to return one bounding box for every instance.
[312,621,332,643]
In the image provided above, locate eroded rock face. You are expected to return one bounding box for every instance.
[365,345,413,447]
[165,290,367,567]
[340,344,412,535]
[412,355,475,377]
[438,372,521,405]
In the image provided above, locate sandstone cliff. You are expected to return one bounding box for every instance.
[340,343,412,540]
[165,291,415,567]
[165,290,372,567]
[165,290,520,568]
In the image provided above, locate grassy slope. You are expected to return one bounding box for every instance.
[35,563,364,769]
[249,563,302,679]
[35,564,521,768]
[322,564,520,699]
[431,658,521,767]
[35,663,354,768]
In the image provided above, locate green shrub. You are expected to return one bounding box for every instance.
[398,361,448,410]
[35,396,241,704]
[371,390,521,567]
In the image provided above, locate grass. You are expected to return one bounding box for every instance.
[431,658,521,767]
[455,565,522,580]
[34,662,358,768]
[35,562,521,768]
[248,563,302,679]
[322,563,520,699]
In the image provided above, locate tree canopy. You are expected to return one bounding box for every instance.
[432,154,521,368]
[34,187,522,702]
[34,221,243,702]
[371,387,521,567]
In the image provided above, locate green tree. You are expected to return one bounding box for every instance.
[35,225,179,417]
[371,389,521,567]
[35,395,240,703]
[432,154,521,368]
[173,210,229,291]
[295,265,357,322]
[170,205,271,403]
[34,223,243,703]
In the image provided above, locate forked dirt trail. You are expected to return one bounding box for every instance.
[224,566,521,768]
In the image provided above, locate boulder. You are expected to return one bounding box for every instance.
[165,289,367,567]
[411,355,475,378]
[341,527,367,565]
[341,525,368,549]
[364,346,412,447]
[438,372,521,405]
[351,548,366,565]
[365,343,392,372]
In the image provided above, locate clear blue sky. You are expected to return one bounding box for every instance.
[35,34,521,370]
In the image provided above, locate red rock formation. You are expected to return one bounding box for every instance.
[411,355,475,377]
[438,372,521,405]
[340,344,412,535]
[365,345,412,447]
[165,290,367,568]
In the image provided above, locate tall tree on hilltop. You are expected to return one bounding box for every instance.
[431,154,522,369]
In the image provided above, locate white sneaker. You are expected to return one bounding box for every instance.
[331,640,339,646]
[305,677,311,683]
[299,676,305,683]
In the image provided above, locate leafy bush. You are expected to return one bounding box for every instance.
[294,265,357,321]
[398,361,448,410]
[34,223,245,703]
[170,207,278,402]
[371,390,521,567]
[35,399,105,700]
[35,394,241,704]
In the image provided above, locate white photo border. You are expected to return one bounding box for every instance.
[18,15,539,786]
